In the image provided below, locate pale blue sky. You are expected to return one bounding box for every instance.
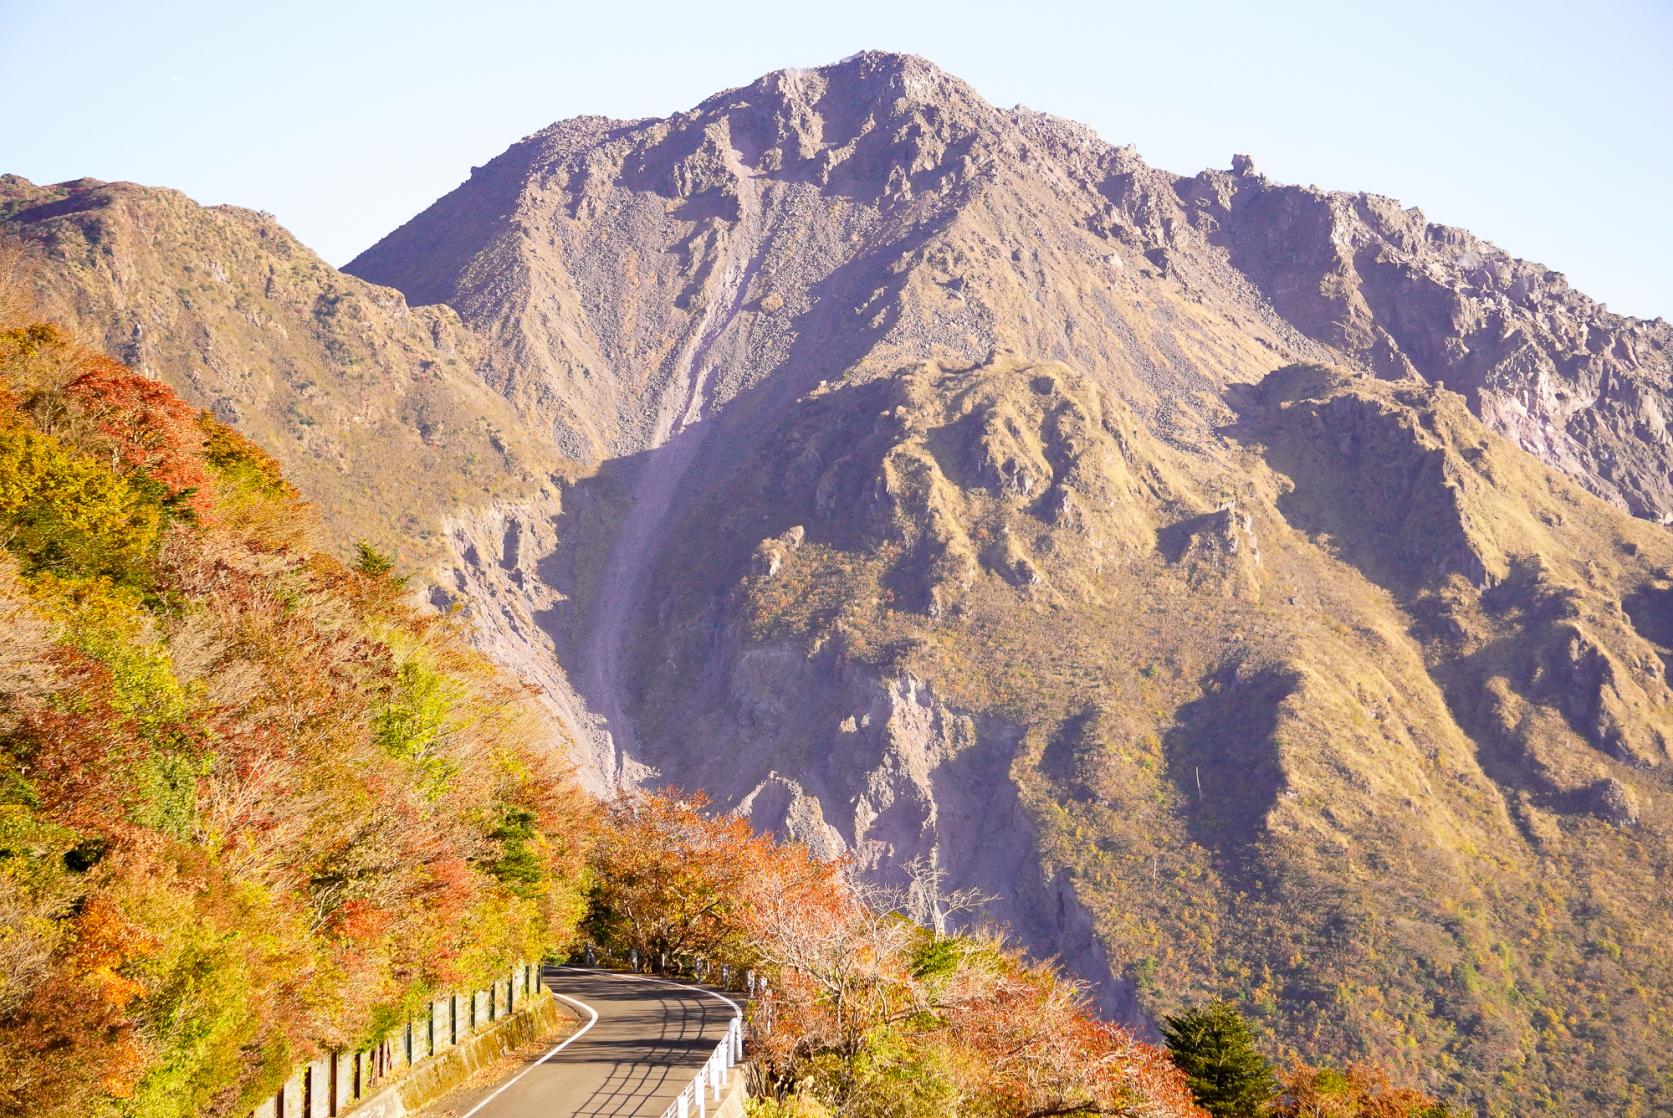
[3,0,1669,318]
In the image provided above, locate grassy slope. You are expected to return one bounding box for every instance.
[0,175,574,573]
[635,354,1673,1115]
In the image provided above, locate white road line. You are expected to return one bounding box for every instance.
[457,984,600,1118]
[565,966,743,1018]
[559,966,743,1118]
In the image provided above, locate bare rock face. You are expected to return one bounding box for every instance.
[349,53,1012,463]
[1190,180,1673,521]
[750,525,805,578]
[1585,777,1641,827]
[1169,501,1263,600]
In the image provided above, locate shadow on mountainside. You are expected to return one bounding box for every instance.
[1163,661,1292,869]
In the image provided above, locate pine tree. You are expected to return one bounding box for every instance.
[353,540,401,581]
[1161,1001,1278,1117]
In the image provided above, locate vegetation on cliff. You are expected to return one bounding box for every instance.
[587,791,1206,1118]
[0,313,590,1117]
[585,791,1456,1118]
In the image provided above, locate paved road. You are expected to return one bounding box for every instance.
[451,967,740,1118]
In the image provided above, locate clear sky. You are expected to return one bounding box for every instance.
[3,0,1669,319]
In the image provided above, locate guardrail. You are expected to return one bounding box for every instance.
[249,962,540,1118]
[660,1015,744,1118]
[581,946,752,1118]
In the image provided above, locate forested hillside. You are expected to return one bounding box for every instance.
[0,303,591,1116]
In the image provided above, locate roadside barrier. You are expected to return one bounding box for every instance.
[660,1015,745,1118]
[249,962,540,1118]
[580,947,750,1118]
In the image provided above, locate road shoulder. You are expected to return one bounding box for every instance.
[407,996,587,1117]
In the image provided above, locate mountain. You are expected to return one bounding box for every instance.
[343,53,1673,1112]
[10,51,1672,1113]
[0,174,572,573]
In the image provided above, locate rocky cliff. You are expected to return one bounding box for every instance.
[344,55,1673,1111]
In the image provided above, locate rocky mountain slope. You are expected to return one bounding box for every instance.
[629,353,1673,1111]
[0,174,572,573]
[9,51,1671,1113]
[343,54,1673,1113]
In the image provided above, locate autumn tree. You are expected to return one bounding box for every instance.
[583,790,792,970]
[354,540,402,581]
[737,854,1204,1117]
[1273,1061,1457,1118]
[578,791,1205,1115]
[743,867,920,1069]
[0,237,34,329]
[902,852,993,938]
[936,941,1205,1118]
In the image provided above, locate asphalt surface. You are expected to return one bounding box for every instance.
[448,967,741,1118]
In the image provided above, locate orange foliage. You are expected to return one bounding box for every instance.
[939,956,1204,1118]
[335,899,397,942]
[64,353,214,517]
[585,790,796,967]
[1274,1060,1455,1118]
[584,791,1204,1117]
[0,322,594,1116]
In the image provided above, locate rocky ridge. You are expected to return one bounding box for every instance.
[0,174,572,572]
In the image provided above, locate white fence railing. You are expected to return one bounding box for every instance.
[660,1015,745,1118]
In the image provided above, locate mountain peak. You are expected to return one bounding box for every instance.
[692,49,995,131]
[821,49,965,96]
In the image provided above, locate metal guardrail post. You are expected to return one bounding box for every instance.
[656,997,745,1118]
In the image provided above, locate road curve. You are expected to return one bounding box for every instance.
[449,967,741,1118]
